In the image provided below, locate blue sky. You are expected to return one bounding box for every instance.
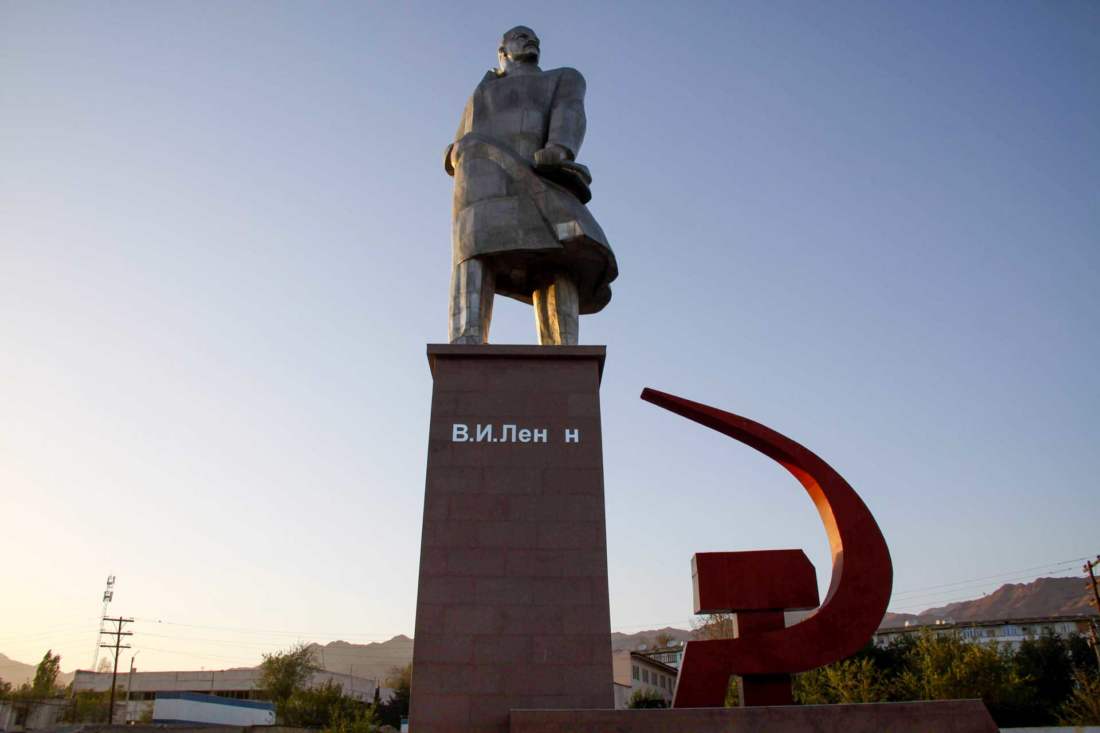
[2,0,1097,672]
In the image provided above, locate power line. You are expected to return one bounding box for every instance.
[891,557,1088,597]
[887,566,1084,611]
[132,617,407,640]
[0,621,101,642]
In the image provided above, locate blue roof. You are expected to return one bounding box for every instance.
[155,691,274,711]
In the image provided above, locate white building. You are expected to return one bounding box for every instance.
[611,650,678,708]
[874,614,1094,649]
[0,699,66,732]
[71,667,378,723]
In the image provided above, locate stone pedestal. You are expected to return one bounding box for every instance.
[409,345,613,733]
[510,700,999,732]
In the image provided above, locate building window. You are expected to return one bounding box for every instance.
[642,670,649,684]
[632,666,639,681]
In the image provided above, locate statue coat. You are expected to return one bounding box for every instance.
[447,66,617,314]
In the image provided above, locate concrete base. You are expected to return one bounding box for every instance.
[510,700,998,732]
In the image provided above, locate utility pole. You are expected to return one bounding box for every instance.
[100,616,133,725]
[1085,557,1100,668]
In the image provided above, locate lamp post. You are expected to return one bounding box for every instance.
[124,652,139,723]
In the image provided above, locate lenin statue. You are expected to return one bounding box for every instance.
[445,26,617,345]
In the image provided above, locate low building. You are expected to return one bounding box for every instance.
[0,699,66,732]
[611,650,678,708]
[874,614,1094,648]
[71,667,378,723]
[152,691,274,725]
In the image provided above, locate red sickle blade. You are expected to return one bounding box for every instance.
[640,388,893,704]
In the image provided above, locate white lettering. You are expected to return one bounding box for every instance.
[564,428,580,443]
[451,423,557,445]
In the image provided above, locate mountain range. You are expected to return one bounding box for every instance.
[3,576,1093,683]
[0,653,75,689]
[879,576,1094,628]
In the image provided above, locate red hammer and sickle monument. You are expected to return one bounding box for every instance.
[640,388,894,708]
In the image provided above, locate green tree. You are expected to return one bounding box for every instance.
[0,677,12,699]
[1067,633,1099,675]
[1006,631,1077,725]
[626,688,667,708]
[793,630,1097,726]
[795,657,892,704]
[374,664,411,730]
[283,679,376,730]
[894,632,1032,721]
[1059,667,1100,725]
[691,613,734,641]
[32,650,61,697]
[257,643,318,722]
[63,690,111,723]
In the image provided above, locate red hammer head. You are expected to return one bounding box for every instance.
[693,550,819,614]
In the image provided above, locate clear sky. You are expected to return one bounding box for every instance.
[2,0,1097,674]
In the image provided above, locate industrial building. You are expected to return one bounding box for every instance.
[71,667,378,723]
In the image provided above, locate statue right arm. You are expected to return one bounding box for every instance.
[444,143,456,176]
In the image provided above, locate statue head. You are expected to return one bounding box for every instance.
[498,26,540,70]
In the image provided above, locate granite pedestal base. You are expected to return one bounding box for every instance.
[509,700,998,732]
[409,345,613,733]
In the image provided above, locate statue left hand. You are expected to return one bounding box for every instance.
[534,144,571,167]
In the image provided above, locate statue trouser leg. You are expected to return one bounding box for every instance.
[533,273,579,346]
[449,258,495,344]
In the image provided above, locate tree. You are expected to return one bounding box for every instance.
[795,656,892,704]
[32,650,61,697]
[257,643,318,722]
[691,613,734,641]
[1006,630,1078,725]
[0,677,12,699]
[283,679,376,730]
[626,688,667,708]
[374,664,411,730]
[795,638,912,705]
[652,632,675,649]
[894,632,1031,719]
[63,691,111,723]
[1059,668,1100,725]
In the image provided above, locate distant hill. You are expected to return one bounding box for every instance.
[610,627,693,652]
[0,653,75,688]
[291,577,1099,676]
[5,578,1090,683]
[307,637,414,682]
[881,576,1094,628]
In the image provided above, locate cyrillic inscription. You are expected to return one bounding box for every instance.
[450,423,576,443]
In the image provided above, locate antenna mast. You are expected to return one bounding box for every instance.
[91,574,116,670]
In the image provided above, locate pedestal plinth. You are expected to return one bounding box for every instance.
[409,345,613,733]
